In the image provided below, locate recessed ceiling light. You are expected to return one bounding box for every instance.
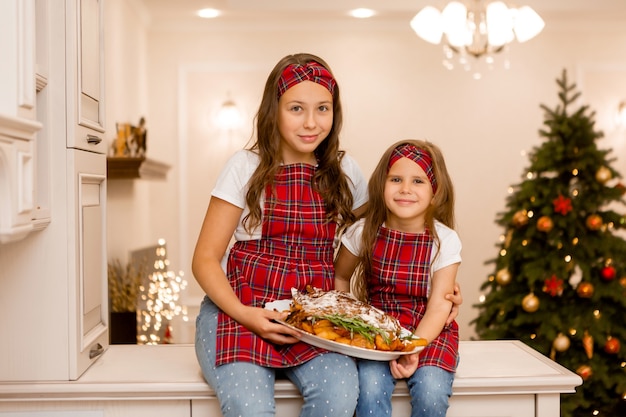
[197,8,221,19]
[349,8,375,18]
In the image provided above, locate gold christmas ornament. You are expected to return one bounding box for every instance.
[522,293,540,313]
[553,333,571,352]
[595,166,612,184]
[512,210,529,228]
[496,268,512,285]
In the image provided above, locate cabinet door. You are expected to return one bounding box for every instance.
[66,0,106,154]
[68,150,108,379]
[447,394,535,417]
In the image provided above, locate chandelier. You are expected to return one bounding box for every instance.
[410,1,545,79]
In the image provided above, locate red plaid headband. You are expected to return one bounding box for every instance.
[388,144,438,193]
[277,61,336,98]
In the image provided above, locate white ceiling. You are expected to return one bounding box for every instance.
[134,0,626,29]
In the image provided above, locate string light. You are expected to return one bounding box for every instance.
[137,240,188,344]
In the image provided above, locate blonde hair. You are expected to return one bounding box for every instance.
[352,139,456,301]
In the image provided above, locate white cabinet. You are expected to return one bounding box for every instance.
[64,0,108,378]
[0,0,107,382]
[67,149,108,378]
[0,0,42,243]
[66,0,107,154]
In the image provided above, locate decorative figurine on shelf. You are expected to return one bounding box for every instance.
[111,117,148,158]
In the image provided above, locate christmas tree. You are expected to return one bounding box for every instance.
[472,70,626,416]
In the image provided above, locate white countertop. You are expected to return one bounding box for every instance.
[0,340,582,401]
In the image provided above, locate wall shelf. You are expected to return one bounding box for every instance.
[107,157,170,180]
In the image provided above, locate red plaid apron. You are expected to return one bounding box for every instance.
[215,164,336,367]
[369,226,458,372]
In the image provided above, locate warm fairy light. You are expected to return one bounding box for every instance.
[500,249,507,256]
[593,310,601,319]
[564,255,572,262]
[527,210,534,218]
[572,169,578,176]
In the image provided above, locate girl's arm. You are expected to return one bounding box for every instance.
[334,244,360,293]
[192,196,300,344]
[391,262,459,379]
[414,262,459,343]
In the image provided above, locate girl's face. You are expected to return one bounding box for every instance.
[277,80,333,165]
[384,156,435,232]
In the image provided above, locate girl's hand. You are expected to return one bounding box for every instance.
[238,306,302,345]
[390,353,419,379]
[444,282,463,325]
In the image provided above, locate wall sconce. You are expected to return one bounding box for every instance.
[616,101,626,128]
[216,99,243,130]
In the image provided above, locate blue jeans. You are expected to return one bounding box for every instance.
[195,296,359,417]
[356,359,454,417]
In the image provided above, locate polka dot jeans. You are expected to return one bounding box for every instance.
[355,360,454,417]
[195,296,359,417]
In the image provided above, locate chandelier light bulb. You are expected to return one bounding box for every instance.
[513,6,545,43]
[410,0,544,77]
[441,2,471,47]
[410,6,443,44]
[486,1,513,47]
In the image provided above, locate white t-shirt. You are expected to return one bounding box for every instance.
[212,148,369,242]
[341,218,462,292]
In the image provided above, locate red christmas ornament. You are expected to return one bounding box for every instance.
[601,265,616,281]
[542,275,564,297]
[552,195,572,215]
[576,364,593,381]
[536,216,554,232]
[576,282,594,298]
[615,182,626,195]
[586,214,603,231]
[604,336,621,354]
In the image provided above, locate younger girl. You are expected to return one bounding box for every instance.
[335,139,461,417]
[192,53,368,417]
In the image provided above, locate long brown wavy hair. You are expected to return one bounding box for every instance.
[352,139,456,301]
[243,53,356,232]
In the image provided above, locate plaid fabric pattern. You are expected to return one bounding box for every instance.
[389,144,437,193]
[277,61,336,98]
[369,226,458,372]
[215,164,337,368]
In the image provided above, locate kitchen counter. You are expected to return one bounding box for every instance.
[0,340,582,417]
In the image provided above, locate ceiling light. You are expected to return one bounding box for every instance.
[197,8,221,19]
[410,1,544,78]
[349,8,375,19]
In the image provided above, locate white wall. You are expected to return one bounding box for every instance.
[105,2,626,342]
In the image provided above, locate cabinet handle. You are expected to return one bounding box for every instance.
[89,343,105,359]
[86,134,102,145]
